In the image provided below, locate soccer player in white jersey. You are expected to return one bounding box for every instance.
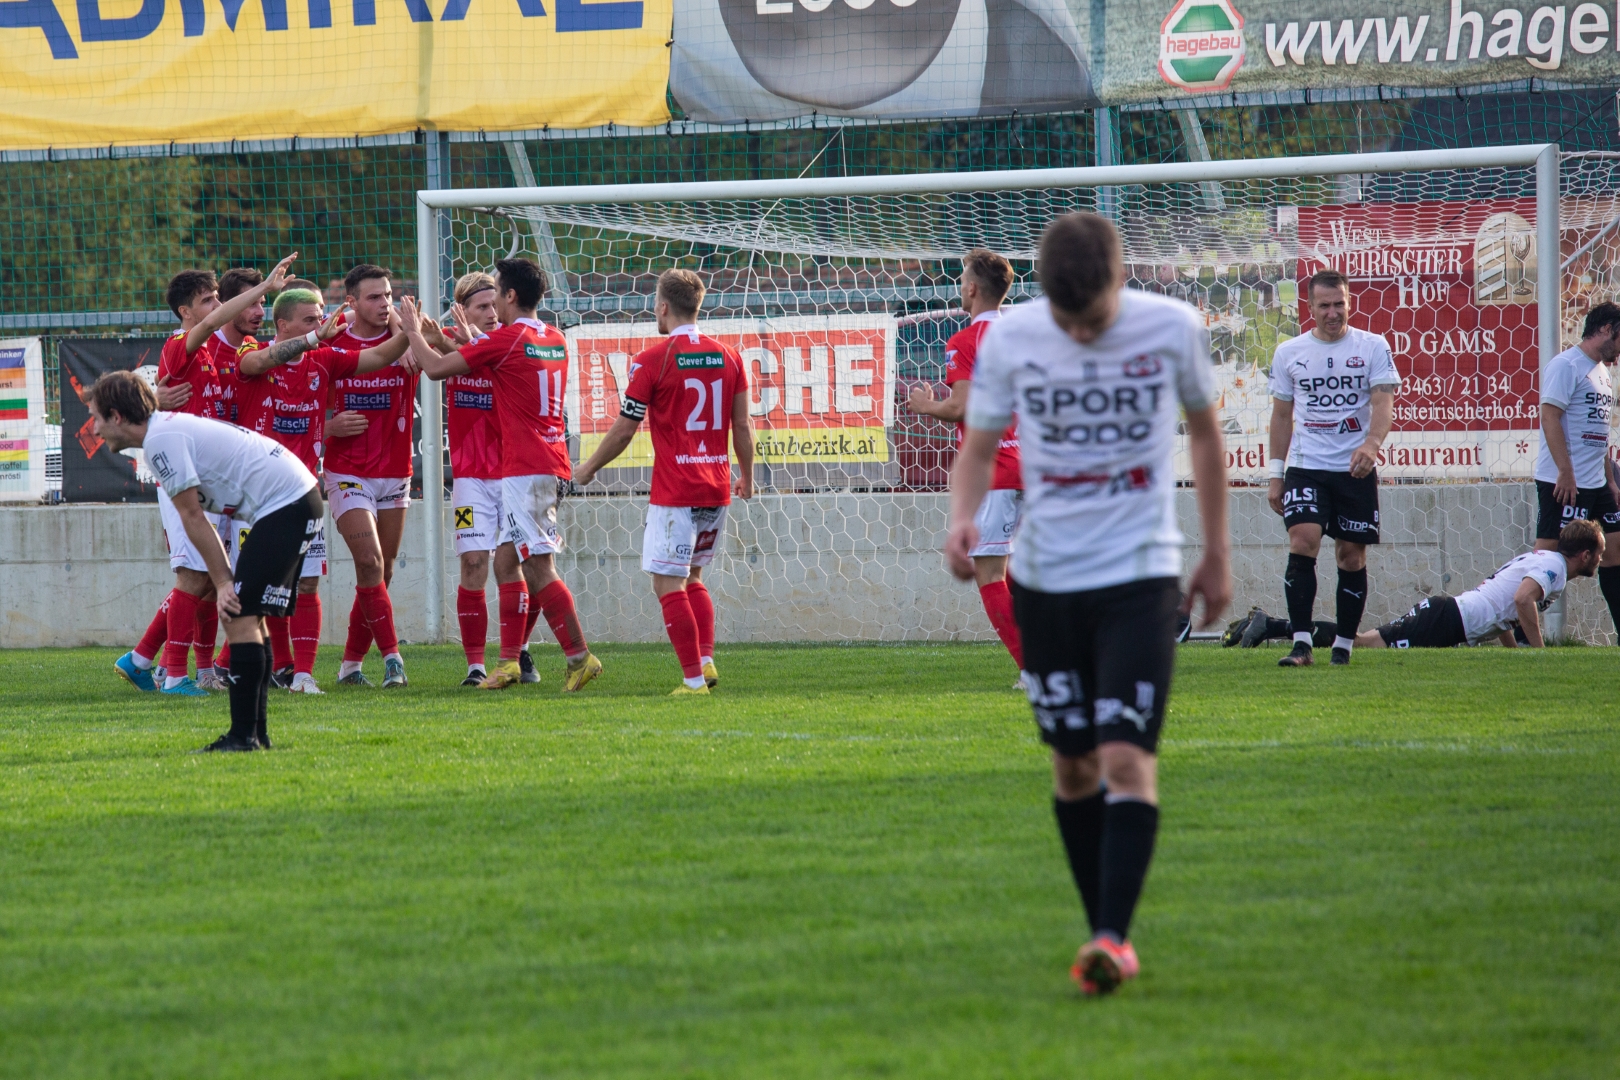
[88,371,324,752]
[1267,268,1401,667]
[948,213,1231,996]
[1357,519,1602,649]
[1532,303,1620,635]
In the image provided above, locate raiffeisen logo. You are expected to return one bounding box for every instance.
[1159,0,1246,91]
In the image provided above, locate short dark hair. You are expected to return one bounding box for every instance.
[963,248,1014,303]
[1308,268,1349,296]
[165,269,217,317]
[1037,213,1121,314]
[87,370,158,426]
[1582,302,1620,339]
[217,267,263,302]
[495,257,546,310]
[343,264,391,296]
[656,268,705,317]
[1558,518,1605,558]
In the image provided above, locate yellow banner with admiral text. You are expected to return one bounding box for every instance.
[0,0,671,148]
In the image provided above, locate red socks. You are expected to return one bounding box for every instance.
[162,590,201,675]
[978,579,1024,669]
[136,593,171,663]
[291,593,322,675]
[343,595,373,663]
[457,586,489,668]
[686,580,715,661]
[497,581,529,661]
[659,590,704,679]
[522,601,543,652]
[266,616,294,671]
[194,602,219,671]
[356,584,400,657]
[535,580,587,659]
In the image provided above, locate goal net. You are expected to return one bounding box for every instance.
[416,145,1620,646]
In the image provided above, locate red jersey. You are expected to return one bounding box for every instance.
[238,345,361,474]
[447,369,502,481]
[200,330,259,425]
[156,329,225,420]
[944,313,1021,491]
[459,317,570,479]
[324,324,417,478]
[622,326,748,507]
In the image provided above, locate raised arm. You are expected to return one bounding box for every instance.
[1513,576,1547,647]
[238,303,349,377]
[397,296,470,379]
[731,388,755,499]
[186,253,296,354]
[353,316,413,374]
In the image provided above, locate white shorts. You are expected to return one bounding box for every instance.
[229,519,327,579]
[642,504,728,577]
[157,486,229,572]
[325,472,410,518]
[502,474,565,558]
[969,488,1023,558]
[452,476,504,556]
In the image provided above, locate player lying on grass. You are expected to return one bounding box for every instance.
[90,370,324,752]
[947,212,1231,996]
[574,269,755,695]
[1355,519,1602,650]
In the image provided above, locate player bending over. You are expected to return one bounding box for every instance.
[574,269,755,694]
[907,249,1024,676]
[400,259,601,691]
[1357,520,1602,649]
[90,371,324,751]
[1267,268,1401,667]
[115,255,294,697]
[1532,303,1620,633]
[947,213,1230,995]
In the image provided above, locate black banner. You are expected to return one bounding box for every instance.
[58,338,166,503]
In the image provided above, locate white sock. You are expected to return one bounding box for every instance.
[384,652,402,664]
[683,675,707,689]
[197,666,214,678]
[163,675,187,689]
[566,650,588,663]
[130,651,154,670]
[339,660,362,678]
[700,655,714,667]
[1293,632,1313,645]
[468,664,486,676]
[1332,635,1355,653]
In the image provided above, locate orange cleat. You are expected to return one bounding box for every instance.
[1071,936,1140,996]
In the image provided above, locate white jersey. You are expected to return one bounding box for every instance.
[967,291,1218,593]
[1454,549,1567,644]
[143,411,316,526]
[1269,326,1401,472]
[1535,345,1614,489]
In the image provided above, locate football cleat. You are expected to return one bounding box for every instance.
[255,723,272,750]
[114,652,157,692]
[270,666,294,690]
[1278,641,1314,667]
[670,683,711,696]
[702,660,720,689]
[518,649,541,684]
[195,669,230,692]
[461,668,488,687]
[382,657,408,689]
[161,677,209,697]
[563,652,603,693]
[1330,647,1352,666]
[289,672,324,694]
[481,659,522,690]
[337,670,374,688]
[1239,607,1273,649]
[1174,612,1192,643]
[1219,609,1257,647]
[153,665,167,683]
[1072,937,1140,996]
[199,732,258,753]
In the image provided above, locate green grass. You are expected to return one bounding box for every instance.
[1,643,1616,1078]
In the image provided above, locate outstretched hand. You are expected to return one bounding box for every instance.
[153,373,192,411]
[266,252,298,291]
[317,302,349,342]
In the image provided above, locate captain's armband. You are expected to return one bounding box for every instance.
[620,397,648,422]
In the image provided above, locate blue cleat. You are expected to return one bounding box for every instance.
[114,651,157,692]
[161,676,209,698]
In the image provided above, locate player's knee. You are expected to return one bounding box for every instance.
[297,577,320,595]
[175,568,211,596]
[460,552,490,588]
[1335,543,1367,571]
[1052,751,1101,799]
[1097,744,1157,802]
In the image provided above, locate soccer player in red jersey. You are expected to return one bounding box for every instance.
[114,255,295,698]
[400,259,601,692]
[322,264,417,689]
[907,249,1024,675]
[574,269,755,694]
[235,288,412,693]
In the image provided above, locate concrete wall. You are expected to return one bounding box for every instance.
[1,486,1612,648]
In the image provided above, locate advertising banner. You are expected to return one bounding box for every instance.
[566,315,898,469]
[58,338,165,502]
[0,0,671,148]
[0,337,46,502]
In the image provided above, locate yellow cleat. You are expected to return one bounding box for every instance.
[480,659,522,690]
[702,661,719,689]
[670,683,711,696]
[562,651,603,692]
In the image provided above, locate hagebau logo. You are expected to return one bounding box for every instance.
[1159,0,1245,92]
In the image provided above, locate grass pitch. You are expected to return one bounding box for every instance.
[1,642,1616,1078]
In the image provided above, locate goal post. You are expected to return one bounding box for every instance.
[413,144,1563,645]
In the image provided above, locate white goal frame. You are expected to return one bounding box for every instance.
[412,143,1561,643]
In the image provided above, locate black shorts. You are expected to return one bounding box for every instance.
[233,487,322,619]
[1375,595,1467,649]
[1011,576,1179,757]
[1280,467,1381,544]
[1534,480,1620,540]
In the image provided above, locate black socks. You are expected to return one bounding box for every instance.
[1284,552,1317,635]
[1599,565,1620,637]
[255,643,272,748]
[1096,798,1160,941]
[227,642,266,743]
[1336,566,1369,641]
[1054,793,1107,930]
